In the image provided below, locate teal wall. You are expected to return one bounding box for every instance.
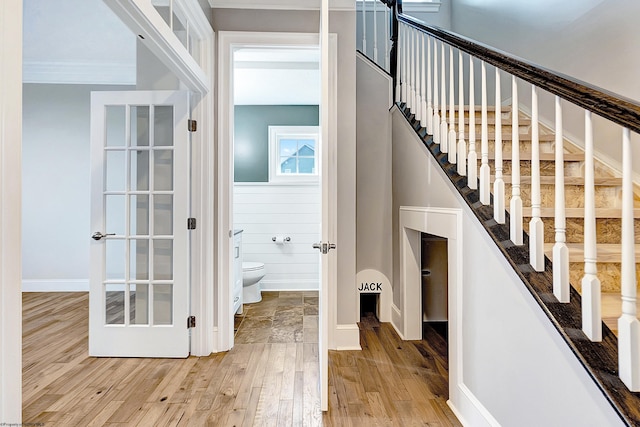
[234,105,319,182]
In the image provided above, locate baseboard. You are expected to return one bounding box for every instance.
[391,302,404,339]
[333,323,361,350]
[259,279,319,292]
[22,279,89,292]
[448,384,501,427]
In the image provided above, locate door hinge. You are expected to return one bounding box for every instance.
[187,316,196,328]
[187,218,196,230]
[188,119,197,132]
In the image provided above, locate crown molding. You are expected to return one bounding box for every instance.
[22,61,136,85]
[210,0,355,11]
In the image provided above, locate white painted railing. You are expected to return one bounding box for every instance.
[390,16,640,395]
[357,0,393,74]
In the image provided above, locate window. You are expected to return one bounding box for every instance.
[269,126,319,183]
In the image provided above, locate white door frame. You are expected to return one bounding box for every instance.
[0,0,23,422]
[216,30,338,353]
[103,0,216,358]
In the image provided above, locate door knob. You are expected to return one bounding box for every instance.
[92,231,115,241]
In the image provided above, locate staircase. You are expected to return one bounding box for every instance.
[397,101,640,425]
[371,3,640,422]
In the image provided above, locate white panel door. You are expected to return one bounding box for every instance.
[89,90,190,358]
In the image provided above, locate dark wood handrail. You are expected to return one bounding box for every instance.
[397,13,640,136]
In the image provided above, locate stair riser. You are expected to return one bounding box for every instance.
[486,139,554,155]
[495,160,584,177]
[569,262,640,293]
[504,183,621,208]
[524,217,640,244]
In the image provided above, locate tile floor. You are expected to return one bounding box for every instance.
[234,291,319,344]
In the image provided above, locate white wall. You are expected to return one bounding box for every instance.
[234,184,320,290]
[22,84,133,291]
[450,0,640,180]
[391,108,625,426]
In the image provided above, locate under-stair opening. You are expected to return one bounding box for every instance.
[421,233,448,342]
[360,292,379,322]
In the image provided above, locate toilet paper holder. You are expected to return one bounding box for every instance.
[272,236,291,242]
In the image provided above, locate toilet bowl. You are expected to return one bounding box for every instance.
[242,262,265,303]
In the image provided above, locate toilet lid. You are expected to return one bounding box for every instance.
[243,262,264,271]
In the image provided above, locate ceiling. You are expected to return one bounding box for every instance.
[23,0,137,85]
[234,47,320,105]
[23,0,320,105]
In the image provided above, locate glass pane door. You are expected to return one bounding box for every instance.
[90,91,189,358]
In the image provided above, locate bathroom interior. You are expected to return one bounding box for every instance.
[231,46,321,342]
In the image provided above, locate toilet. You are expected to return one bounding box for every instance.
[242,262,265,304]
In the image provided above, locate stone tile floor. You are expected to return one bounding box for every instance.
[234,291,319,344]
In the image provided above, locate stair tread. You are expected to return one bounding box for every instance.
[493,175,622,186]
[462,132,556,141]
[520,208,640,219]
[462,117,531,125]
[487,152,584,161]
[543,242,640,262]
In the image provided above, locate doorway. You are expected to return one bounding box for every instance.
[421,233,448,341]
[217,30,338,412]
[232,46,321,315]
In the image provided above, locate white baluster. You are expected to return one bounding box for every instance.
[510,76,523,245]
[385,6,390,71]
[410,28,416,114]
[582,110,601,342]
[432,39,440,145]
[619,127,640,391]
[479,61,490,204]
[426,35,433,135]
[440,42,448,153]
[553,96,569,302]
[413,29,421,122]
[493,68,505,223]
[395,24,401,103]
[529,86,544,271]
[402,25,408,103]
[448,46,457,164]
[467,57,477,189]
[372,0,378,64]
[457,50,466,176]
[362,0,367,57]
[420,33,427,133]
[406,26,415,113]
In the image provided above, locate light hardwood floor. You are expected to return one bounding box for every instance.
[23,292,460,426]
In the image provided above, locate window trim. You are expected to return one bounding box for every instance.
[268,125,320,183]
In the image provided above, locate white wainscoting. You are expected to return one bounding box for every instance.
[234,183,320,291]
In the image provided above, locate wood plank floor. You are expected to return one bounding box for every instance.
[23,292,460,426]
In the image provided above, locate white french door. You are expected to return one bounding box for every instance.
[89,90,190,358]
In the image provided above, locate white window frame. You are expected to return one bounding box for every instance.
[268,125,320,183]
